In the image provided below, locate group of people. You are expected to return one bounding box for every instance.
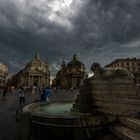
[1,85,53,107]
[17,86,52,107]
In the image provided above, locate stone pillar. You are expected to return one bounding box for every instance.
[75,77,77,88]
[43,75,46,87]
[80,78,83,86]
[40,76,42,87]
[40,76,41,87]
[31,76,33,87]
[38,76,40,87]
[28,76,30,87]
[45,75,47,87]
[71,77,73,88]
[72,77,75,88]
[30,76,31,87]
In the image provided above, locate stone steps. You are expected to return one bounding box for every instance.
[90,78,134,84]
[91,97,140,105]
[95,104,140,116]
[94,102,140,110]
[111,124,140,140]
[119,117,140,132]
[96,106,139,116]
[91,91,139,97]
[90,84,137,91]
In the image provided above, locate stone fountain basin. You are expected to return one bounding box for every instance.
[24,101,115,126]
[20,101,116,140]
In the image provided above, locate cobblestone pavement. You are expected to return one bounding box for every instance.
[0,90,39,140]
[0,89,78,140]
[0,89,119,140]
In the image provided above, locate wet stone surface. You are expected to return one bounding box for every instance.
[0,89,119,140]
[0,89,77,140]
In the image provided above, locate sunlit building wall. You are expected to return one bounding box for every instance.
[105,58,140,83]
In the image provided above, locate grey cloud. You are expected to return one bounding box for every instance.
[0,0,140,76]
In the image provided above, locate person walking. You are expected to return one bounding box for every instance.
[18,87,25,106]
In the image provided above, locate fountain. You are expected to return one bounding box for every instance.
[17,63,140,140]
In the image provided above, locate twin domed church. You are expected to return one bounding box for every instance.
[11,54,86,89]
[53,54,85,89]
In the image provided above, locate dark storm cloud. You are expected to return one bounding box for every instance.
[0,0,140,76]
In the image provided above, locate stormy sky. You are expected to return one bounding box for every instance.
[0,0,140,76]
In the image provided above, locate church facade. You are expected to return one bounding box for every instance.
[53,54,85,89]
[12,54,50,88]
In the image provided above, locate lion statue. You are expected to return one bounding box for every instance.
[91,63,133,79]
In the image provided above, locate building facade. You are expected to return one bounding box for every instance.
[12,54,50,88]
[0,62,8,88]
[105,58,140,83]
[54,54,85,89]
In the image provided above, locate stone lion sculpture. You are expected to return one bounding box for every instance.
[91,63,133,79]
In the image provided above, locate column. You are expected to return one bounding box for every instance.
[44,75,46,87]
[72,77,74,88]
[38,76,41,87]
[28,76,30,87]
[31,76,33,87]
[40,76,41,87]
[75,77,77,88]
[37,76,39,87]
[40,76,42,87]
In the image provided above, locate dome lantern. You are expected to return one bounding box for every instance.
[61,58,66,69]
[73,54,77,61]
[35,53,40,60]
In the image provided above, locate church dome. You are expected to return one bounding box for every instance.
[67,54,85,71]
